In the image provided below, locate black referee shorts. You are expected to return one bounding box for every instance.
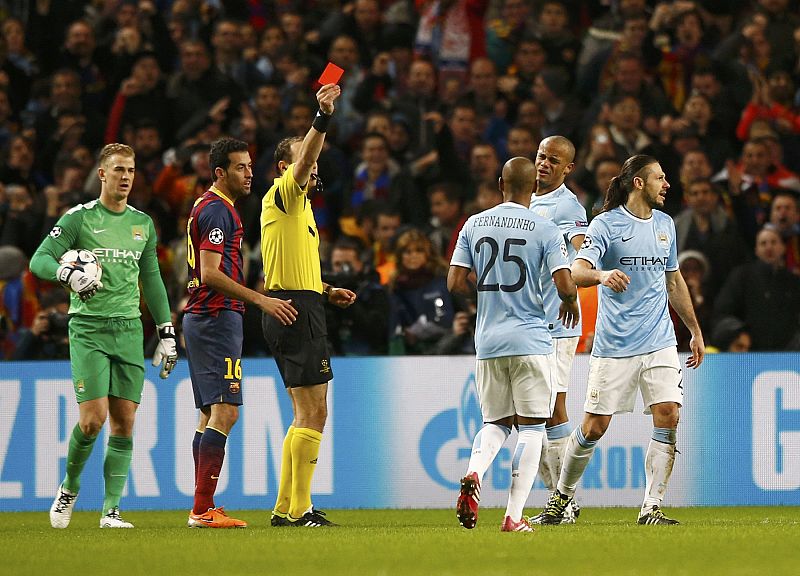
[262,290,333,388]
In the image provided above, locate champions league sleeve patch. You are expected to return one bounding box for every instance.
[208,228,224,245]
[49,226,62,239]
[581,235,593,250]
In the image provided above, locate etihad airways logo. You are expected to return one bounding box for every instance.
[619,256,668,266]
[92,248,143,260]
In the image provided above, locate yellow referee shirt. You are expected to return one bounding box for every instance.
[260,164,323,293]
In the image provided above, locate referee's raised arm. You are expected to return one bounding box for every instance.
[292,83,341,187]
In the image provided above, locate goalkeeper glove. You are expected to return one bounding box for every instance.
[57,263,103,301]
[152,322,178,379]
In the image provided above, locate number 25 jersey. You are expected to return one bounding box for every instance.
[451,201,570,360]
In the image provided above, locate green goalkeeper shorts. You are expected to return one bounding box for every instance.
[68,316,145,404]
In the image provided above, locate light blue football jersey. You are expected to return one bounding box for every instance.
[529,184,588,338]
[451,201,570,360]
[576,205,678,358]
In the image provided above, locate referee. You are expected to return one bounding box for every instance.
[260,83,356,528]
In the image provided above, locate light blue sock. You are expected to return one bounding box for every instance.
[546,421,571,440]
[652,427,676,445]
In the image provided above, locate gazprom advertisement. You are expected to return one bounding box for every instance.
[0,354,798,512]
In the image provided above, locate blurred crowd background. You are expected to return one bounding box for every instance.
[1,0,799,361]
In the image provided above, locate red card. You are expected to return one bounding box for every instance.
[318,62,344,86]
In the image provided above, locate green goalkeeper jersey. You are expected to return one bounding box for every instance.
[30,199,171,323]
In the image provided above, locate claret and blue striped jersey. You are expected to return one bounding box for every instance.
[529,183,588,338]
[575,205,678,358]
[451,202,570,360]
[184,186,245,315]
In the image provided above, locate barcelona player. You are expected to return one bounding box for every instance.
[183,137,297,528]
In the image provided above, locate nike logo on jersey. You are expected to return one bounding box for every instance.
[93,228,107,233]
[621,236,634,242]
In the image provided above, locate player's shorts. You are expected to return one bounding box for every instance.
[183,310,244,408]
[475,353,556,421]
[262,290,333,388]
[583,346,683,415]
[553,336,579,393]
[68,316,144,404]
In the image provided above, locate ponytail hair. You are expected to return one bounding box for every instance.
[599,154,658,214]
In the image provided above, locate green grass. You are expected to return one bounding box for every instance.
[4,507,799,575]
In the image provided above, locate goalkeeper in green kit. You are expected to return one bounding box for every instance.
[30,143,178,529]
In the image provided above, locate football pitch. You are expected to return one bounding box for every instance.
[4,507,798,575]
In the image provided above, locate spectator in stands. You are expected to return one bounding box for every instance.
[317,0,386,69]
[45,19,111,112]
[577,11,658,98]
[254,24,286,83]
[583,51,673,138]
[486,0,535,71]
[0,182,40,257]
[674,178,749,300]
[661,91,734,172]
[531,0,580,70]
[35,68,104,169]
[469,142,501,192]
[606,92,657,162]
[714,137,799,246]
[0,134,47,194]
[707,316,752,353]
[104,51,167,144]
[671,250,712,352]
[567,123,617,209]
[166,39,244,144]
[690,65,744,142]
[12,289,70,360]
[427,182,467,260]
[655,7,713,112]
[414,0,488,89]
[2,250,38,359]
[531,66,582,143]
[390,58,442,159]
[768,191,800,274]
[737,68,800,142]
[505,124,537,161]
[388,229,455,355]
[714,226,800,350]
[349,132,416,220]
[211,18,267,94]
[2,17,39,80]
[251,83,283,150]
[324,235,390,355]
[498,37,548,105]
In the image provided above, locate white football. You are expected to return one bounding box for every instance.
[59,249,103,283]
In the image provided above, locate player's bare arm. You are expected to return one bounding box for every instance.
[199,250,297,325]
[666,269,705,368]
[552,268,580,328]
[294,83,341,186]
[446,265,473,296]
[571,258,630,292]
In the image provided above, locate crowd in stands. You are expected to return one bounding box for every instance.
[1,0,799,360]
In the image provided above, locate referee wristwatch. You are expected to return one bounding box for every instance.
[323,284,333,300]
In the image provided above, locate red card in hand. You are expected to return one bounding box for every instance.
[318,62,344,86]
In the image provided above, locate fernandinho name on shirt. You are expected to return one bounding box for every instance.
[472,214,538,230]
